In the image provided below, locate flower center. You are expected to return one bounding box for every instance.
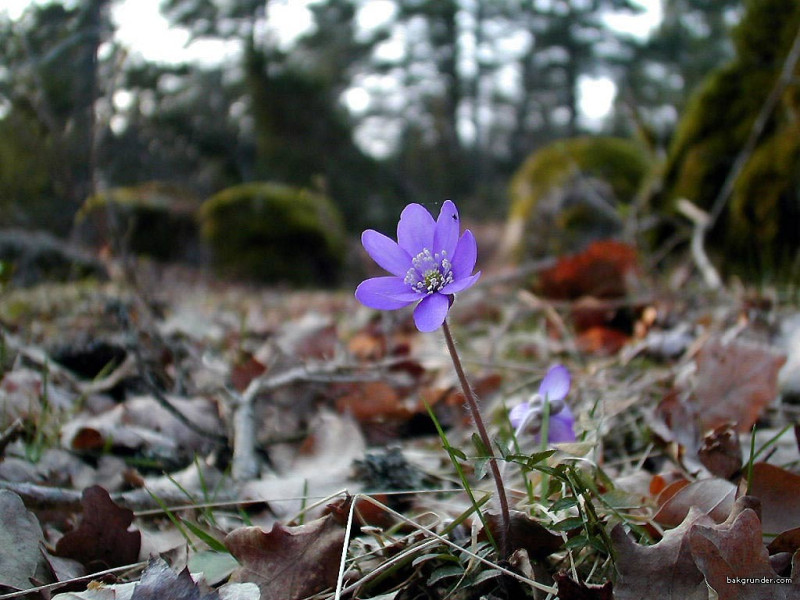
[404,248,453,294]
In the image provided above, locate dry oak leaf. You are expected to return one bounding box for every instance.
[697,424,741,480]
[692,337,786,433]
[611,507,713,600]
[0,490,46,591]
[131,556,219,600]
[653,478,737,528]
[225,514,346,600]
[54,485,140,572]
[739,463,800,538]
[689,498,800,599]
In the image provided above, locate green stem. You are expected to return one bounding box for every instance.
[442,319,510,558]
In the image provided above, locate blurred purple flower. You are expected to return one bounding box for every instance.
[509,364,576,443]
[355,200,481,332]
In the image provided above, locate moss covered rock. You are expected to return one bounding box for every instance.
[657,0,800,277]
[76,182,200,262]
[199,182,345,285]
[502,136,652,259]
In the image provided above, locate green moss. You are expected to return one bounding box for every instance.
[76,182,200,262]
[199,182,345,286]
[658,0,800,277]
[510,137,649,219]
[506,136,651,257]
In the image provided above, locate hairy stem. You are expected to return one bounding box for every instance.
[442,319,511,558]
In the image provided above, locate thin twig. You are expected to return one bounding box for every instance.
[0,561,149,599]
[442,320,511,558]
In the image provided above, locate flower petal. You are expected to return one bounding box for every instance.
[548,406,576,443]
[440,271,480,295]
[539,364,570,402]
[433,200,460,258]
[450,230,477,279]
[355,277,417,310]
[397,203,435,256]
[362,230,411,277]
[413,292,450,332]
[508,402,530,429]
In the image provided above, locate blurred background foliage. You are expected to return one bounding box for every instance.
[0,0,797,282]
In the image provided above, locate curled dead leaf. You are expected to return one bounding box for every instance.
[654,478,737,528]
[225,515,346,600]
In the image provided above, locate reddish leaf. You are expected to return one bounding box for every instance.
[698,424,742,480]
[131,556,219,600]
[230,356,266,392]
[692,337,786,432]
[54,486,140,571]
[538,240,638,300]
[689,498,796,599]
[739,463,800,537]
[650,472,689,497]
[324,494,395,530]
[654,478,737,527]
[225,515,345,600]
[335,381,412,422]
[576,326,629,355]
[611,507,713,600]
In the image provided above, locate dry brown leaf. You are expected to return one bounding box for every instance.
[693,337,786,432]
[484,511,564,560]
[739,463,800,537]
[225,515,345,600]
[654,478,737,527]
[769,528,800,556]
[54,485,140,572]
[0,490,46,591]
[131,556,219,600]
[698,424,742,480]
[611,507,713,600]
[689,498,798,599]
[554,571,613,599]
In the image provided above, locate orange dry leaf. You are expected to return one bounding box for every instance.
[692,337,786,432]
[538,239,638,300]
[335,381,412,422]
[577,326,630,355]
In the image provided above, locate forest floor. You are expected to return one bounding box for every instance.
[1,238,799,600]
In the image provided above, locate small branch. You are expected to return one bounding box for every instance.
[442,320,510,558]
[0,480,240,512]
[129,341,228,445]
[0,418,24,455]
[677,198,722,290]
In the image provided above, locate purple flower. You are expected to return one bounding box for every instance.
[509,364,576,443]
[355,200,481,332]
